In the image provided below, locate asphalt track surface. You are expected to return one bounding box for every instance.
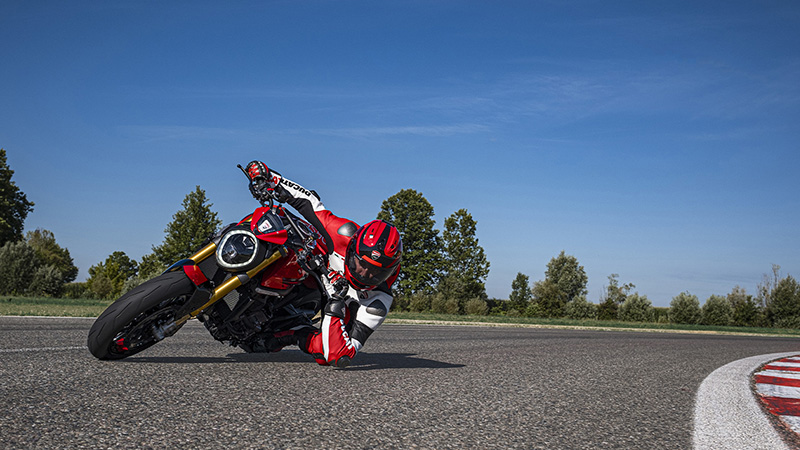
[2,317,799,449]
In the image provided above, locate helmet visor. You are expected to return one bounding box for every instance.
[346,253,397,288]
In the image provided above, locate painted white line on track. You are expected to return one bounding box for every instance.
[693,351,798,450]
[0,346,87,354]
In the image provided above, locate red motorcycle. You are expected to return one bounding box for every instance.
[88,165,330,360]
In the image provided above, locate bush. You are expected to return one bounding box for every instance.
[564,296,598,320]
[429,293,448,314]
[618,293,653,322]
[728,286,761,327]
[62,282,91,299]
[596,298,618,321]
[465,297,489,315]
[505,308,522,317]
[391,295,410,312]
[669,292,701,324]
[409,292,432,312]
[0,240,41,295]
[28,265,63,297]
[701,295,732,326]
[444,297,461,315]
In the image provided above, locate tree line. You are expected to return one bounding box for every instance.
[2,149,797,328]
[499,256,798,329]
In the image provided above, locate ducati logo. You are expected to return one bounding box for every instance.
[258,219,273,233]
[371,250,381,260]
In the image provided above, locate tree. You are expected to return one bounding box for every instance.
[618,293,654,322]
[701,295,733,326]
[766,275,800,328]
[669,292,701,324]
[151,186,222,267]
[26,229,78,285]
[531,278,566,318]
[0,149,35,246]
[546,251,588,303]
[377,189,442,298]
[87,251,138,299]
[597,274,635,321]
[727,286,761,327]
[439,208,490,307]
[509,272,532,313]
[757,264,782,309]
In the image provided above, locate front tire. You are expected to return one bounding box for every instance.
[87,271,194,360]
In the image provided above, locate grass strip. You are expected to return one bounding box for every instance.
[386,312,800,338]
[0,297,112,318]
[2,297,798,338]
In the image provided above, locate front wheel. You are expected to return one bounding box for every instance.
[87,271,194,360]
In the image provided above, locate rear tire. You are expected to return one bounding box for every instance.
[87,271,194,360]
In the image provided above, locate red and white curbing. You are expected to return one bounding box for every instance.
[754,355,800,435]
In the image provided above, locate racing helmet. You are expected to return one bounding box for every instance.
[344,220,402,290]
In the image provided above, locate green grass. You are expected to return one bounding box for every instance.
[387,311,800,337]
[2,297,798,338]
[0,296,112,317]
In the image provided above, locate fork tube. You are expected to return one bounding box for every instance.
[187,246,286,318]
[189,242,217,263]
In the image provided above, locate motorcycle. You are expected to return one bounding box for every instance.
[87,165,330,360]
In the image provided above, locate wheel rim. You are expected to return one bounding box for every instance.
[108,297,186,357]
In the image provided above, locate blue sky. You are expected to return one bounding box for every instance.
[2,1,798,306]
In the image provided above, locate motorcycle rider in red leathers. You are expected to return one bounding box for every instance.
[244,161,402,368]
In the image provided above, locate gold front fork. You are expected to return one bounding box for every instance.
[174,246,287,326]
[189,242,218,264]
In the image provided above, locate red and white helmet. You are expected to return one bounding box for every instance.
[344,220,402,290]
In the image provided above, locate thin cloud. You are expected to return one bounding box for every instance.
[308,124,490,138]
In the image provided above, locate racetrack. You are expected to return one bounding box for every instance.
[1,317,799,449]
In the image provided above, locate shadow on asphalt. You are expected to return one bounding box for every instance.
[122,350,465,370]
[347,353,465,371]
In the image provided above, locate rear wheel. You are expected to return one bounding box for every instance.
[87,271,194,360]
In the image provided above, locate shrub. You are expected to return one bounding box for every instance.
[444,297,461,315]
[62,282,91,299]
[618,293,653,322]
[465,297,489,315]
[409,292,432,312]
[669,292,701,324]
[596,298,618,321]
[28,265,63,297]
[430,292,448,314]
[701,295,732,326]
[727,286,761,327]
[0,240,40,295]
[564,296,598,320]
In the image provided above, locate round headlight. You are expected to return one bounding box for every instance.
[216,229,265,271]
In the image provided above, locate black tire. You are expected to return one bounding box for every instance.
[87,271,194,360]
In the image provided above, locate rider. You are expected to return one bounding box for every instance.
[244,161,402,368]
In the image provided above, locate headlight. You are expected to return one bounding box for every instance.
[216,228,267,271]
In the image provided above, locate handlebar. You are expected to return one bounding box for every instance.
[237,164,274,208]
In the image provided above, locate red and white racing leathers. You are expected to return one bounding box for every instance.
[270,172,396,367]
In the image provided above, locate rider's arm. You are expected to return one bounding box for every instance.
[269,173,339,255]
[348,287,393,351]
